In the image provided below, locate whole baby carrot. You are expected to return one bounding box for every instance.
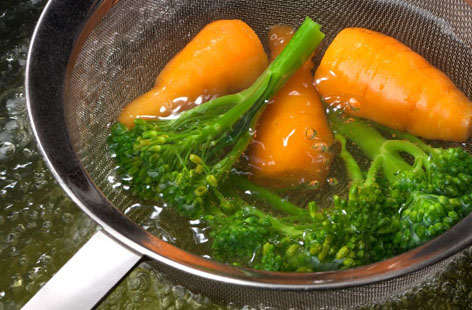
[118,19,268,128]
[315,28,472,142]
[248,25,333,188]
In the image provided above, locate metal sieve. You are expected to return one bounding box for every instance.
[24,0,472,309]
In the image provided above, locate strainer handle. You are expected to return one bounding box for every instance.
[21,230,142,310]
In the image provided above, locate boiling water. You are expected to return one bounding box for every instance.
[4,0,472,308]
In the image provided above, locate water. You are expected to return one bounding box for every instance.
[3,0,472,309]
[0,1,226,309]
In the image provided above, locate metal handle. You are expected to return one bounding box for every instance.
[22,230,142,310]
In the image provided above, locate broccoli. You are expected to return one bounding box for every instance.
[208,176,319,272]
[109,17,325,218]
[207,112,472,272]
[209,173,377,272]
[328,111,472,254]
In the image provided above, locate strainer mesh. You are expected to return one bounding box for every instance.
[64,0,472,308]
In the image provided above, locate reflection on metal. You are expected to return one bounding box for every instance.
[22,231,141,310]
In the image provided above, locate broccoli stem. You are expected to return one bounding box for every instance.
[248,206,304,237]
[377,124,433,153]
[230,174,310,217]
[328,111,429,184]
[212,98,268,179]
[220,184,305,237]
[178,17,325,136]
[334,134,364,184]
[328,112,386,160]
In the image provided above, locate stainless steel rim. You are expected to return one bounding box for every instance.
[26,0,472,290]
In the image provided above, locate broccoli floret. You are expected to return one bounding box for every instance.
[205,183,312,271]
[212,176,354,271]
[204,206,273,265]
[109,18,324,218]
[329,111,472,255]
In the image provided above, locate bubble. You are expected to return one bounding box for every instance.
[452,295,463,305]
[5,120,19,131]
[5,232,18,245]
[104,293,118,306]
[327,177,339,187]
[309,180,320,189]
[27,209,38,221]
[160,296,173,309]
[130,294,142,303]
[61,212,73,224]
[15,130,31,148]
[22,147,34,158]
[172,286,186,299]
[128,271,149,291]
[441,281,453,293]
[42,220,52,230]
[8,246,19,257]
[7,211,19,221]
[18,255,28,267]
[39,255,52,268]
[124,303,134,310]
[25,282,38,294]
[190,227,208,244]
[6,97,26,116]
[10,274,23,288]
[27,268,39,281]
[34,172,48,190]
[0,141,15,159]
[26,222,37,229]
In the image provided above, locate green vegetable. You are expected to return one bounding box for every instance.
[328,111,472,257]
[208,112,472,271]
[109,17,325,218]
[206,179,338,271]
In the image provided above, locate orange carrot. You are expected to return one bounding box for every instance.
[247,25,334,188]
[315,27,472,142]
[118,20,268,128]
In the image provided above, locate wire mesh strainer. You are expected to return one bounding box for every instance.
[24,0,472,309]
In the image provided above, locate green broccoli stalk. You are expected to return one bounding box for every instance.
[109,17,325,218]
[229,174,310,217]
[207,180,344,272]
[328,111,472,251]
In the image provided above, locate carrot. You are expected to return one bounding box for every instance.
[247,25,334,188]
[315,27,472,142]
[118,20,268,128]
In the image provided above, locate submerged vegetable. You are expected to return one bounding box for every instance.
[118,19,268,128]
[212,109,472,271]
[329,111,472,253]
[315,27,472,142]
[248,25,334,188]
[109,18,325,218]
